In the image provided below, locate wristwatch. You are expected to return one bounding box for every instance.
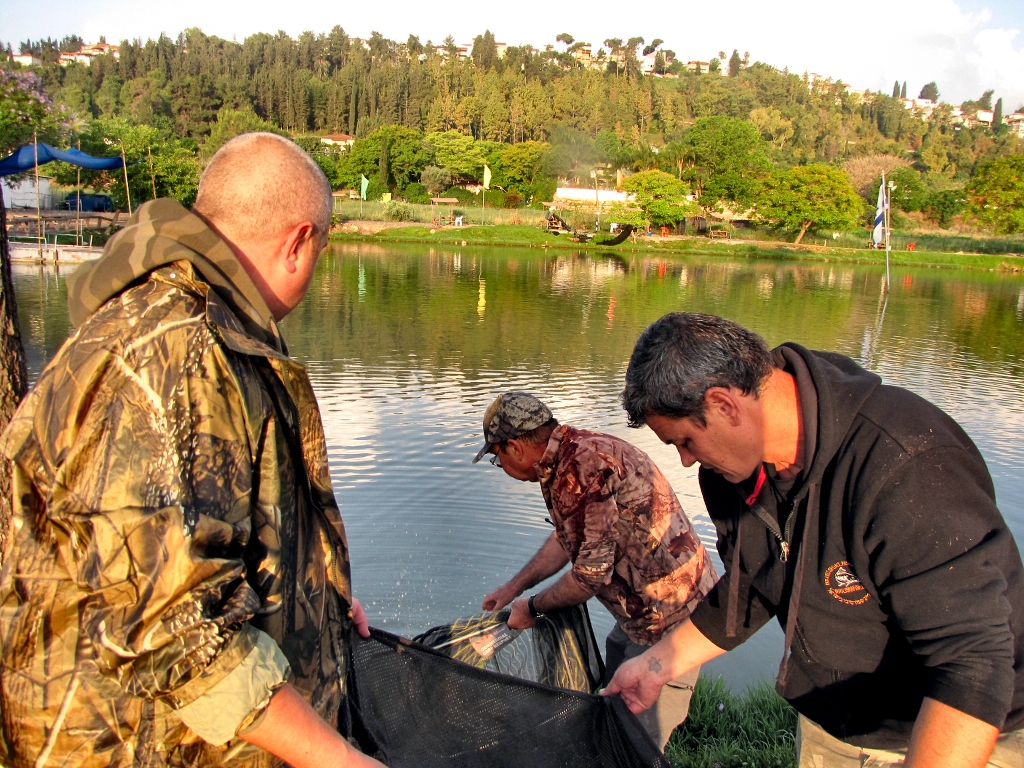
[527,595,544,619]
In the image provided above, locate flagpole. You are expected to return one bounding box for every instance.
[884,177,891,293]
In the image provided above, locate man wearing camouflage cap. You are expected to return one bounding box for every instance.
[476,392,718,751]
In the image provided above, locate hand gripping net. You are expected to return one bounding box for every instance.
[345,605,670,768]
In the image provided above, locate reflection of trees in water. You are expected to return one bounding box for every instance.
[279,244,1024,378]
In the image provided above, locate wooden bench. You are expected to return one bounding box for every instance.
[708,229,730,240]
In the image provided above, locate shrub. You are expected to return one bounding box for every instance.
[382,200,415,221]
[364,178,388,202]
[504,192,523,208]
[443,186,477,205]
[402,182,430,204]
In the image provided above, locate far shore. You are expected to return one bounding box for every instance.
[329,222,1024,274]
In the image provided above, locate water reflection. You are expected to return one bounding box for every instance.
[13,246,1024,690]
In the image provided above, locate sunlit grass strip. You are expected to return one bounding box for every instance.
[331,225,1024,273]
[667,676,797,768]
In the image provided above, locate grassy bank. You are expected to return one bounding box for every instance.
[330,224,1024,273]
[668,677,796,768]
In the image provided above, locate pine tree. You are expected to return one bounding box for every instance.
[728,49,742,77]
[919,82,940,102]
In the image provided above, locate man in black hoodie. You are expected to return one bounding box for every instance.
[602,312,1024,767]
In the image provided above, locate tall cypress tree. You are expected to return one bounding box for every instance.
[900,81,907,99]
[892,81,900,98]
[993,97,1003,130]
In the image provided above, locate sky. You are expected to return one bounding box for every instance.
[2,0,1022,110]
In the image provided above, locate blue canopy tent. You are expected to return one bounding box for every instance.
[1,142,132,248]
[0,143,125,177]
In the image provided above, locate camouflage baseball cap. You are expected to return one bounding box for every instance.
[472,392,553,463]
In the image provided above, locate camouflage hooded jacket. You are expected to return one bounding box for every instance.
[0,200,353,768]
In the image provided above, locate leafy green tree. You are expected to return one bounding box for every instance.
[58,118,201,208]
[202,106,286,160]
[348,126,430,188]
[919,82,939,101]
[425,130,484,180]
[965,155,1024,234]
[880,166,928,212]
[922,189,965,228]
[680,116,771,211]
[728,50,742,77]
[621,169,696,226]
[0,69,65,153]
[420,166,452,195]
[753,164,862,243]
[495,141,547,190]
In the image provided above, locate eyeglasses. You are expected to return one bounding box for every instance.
[489,453,502,467]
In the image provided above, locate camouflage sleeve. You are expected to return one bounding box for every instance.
[570,470,622,593]
[176,627,290,745]
[33,324,267,710]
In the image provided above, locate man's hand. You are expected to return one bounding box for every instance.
[601,651,672,714]
[507,598,538,630]
[602,619,726,714]
[350,598,371,638]
[482,583,520,612]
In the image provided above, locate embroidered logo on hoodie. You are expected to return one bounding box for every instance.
[825,561,870,605]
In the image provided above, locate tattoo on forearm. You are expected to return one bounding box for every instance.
[647,656,663,674]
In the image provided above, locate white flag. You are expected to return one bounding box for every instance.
[482,164,491,190]
[872,173,887,247]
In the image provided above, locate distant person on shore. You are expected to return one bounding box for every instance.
[603,312,1024,767]
[475,392,718,751]
[0,133,383,767]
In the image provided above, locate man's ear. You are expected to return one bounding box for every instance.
[704,387,743,426]
[505,438,524,460]
[281,222,316,272]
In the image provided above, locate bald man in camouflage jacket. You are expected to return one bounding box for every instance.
[0,134,382,768]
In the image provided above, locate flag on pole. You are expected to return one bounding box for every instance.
[872,173,887,248]
[482,164,491,190]
[360,174,369,201]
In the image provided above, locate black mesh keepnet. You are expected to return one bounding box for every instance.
[345,607,670,768]
[412,606,604,693]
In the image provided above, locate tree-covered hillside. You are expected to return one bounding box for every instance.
[5,27,1023,234]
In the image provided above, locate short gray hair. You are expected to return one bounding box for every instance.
[622,312,773,428]
[194,132,331,243]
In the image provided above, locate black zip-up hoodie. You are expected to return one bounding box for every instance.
[688,343,1024,749]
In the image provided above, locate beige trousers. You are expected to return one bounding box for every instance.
[603,624,700,752]
[798,714,1024,768]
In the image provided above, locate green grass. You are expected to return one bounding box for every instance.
[667,677,797,768]
[331,224,1024,273]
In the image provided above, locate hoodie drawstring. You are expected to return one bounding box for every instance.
[726,509,742,639]
[776,482,817,692]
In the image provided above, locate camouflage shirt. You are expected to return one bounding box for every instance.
[536,426,717,646]
[0,200,353,768]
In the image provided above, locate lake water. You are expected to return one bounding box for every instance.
[14,245,1024,691]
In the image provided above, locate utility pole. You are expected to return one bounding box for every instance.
[120,140,132,215]
[33,132,42,253]
[76,140,82,246]
[592,169,601,231]
[147,146,157,200]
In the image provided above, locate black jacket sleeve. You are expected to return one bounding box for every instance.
[862,445,1016,729]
